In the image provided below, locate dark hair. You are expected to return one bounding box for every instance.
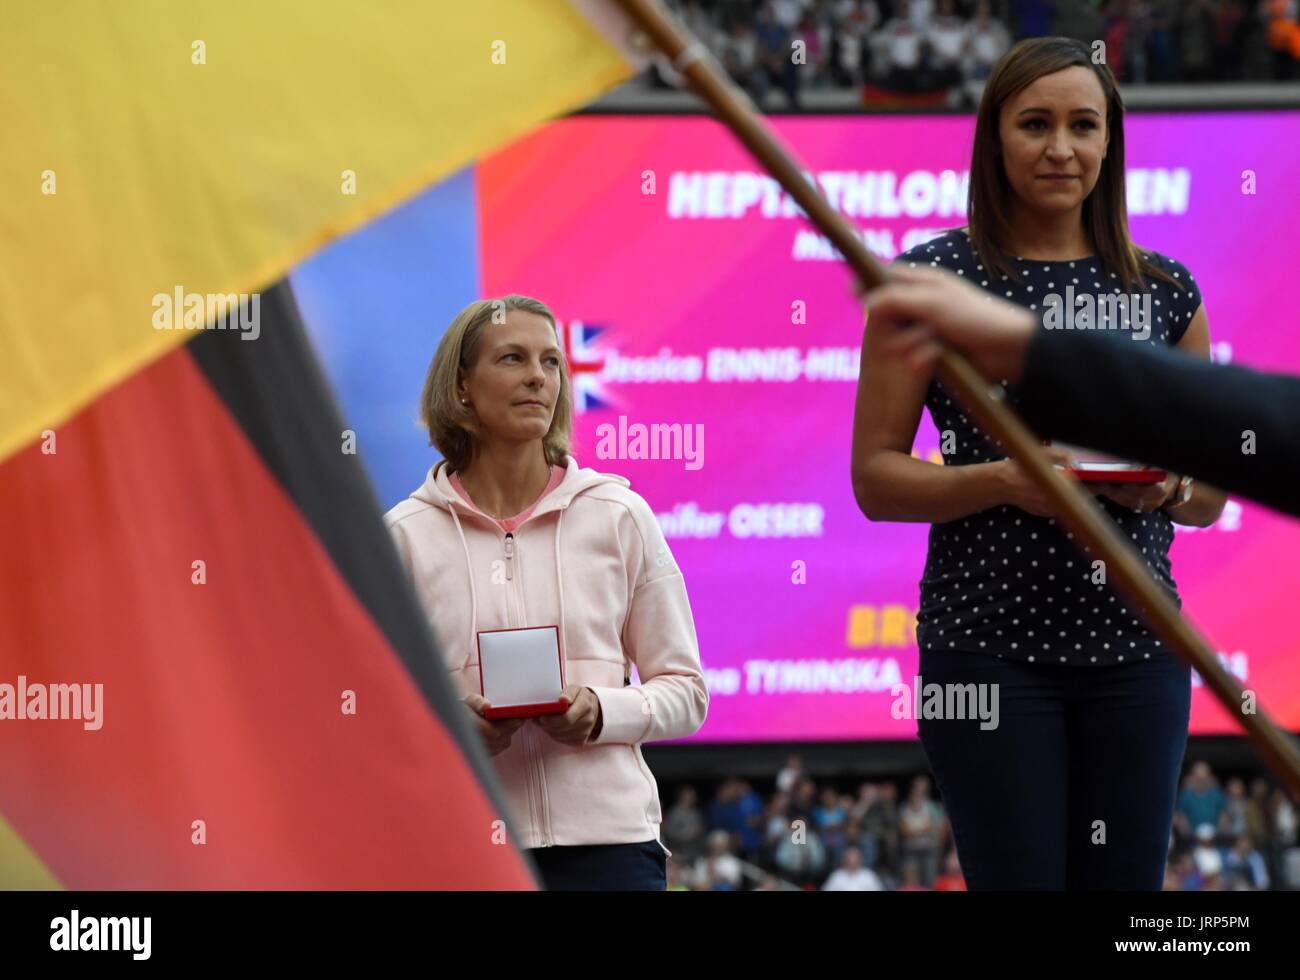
[966,37,1185,296]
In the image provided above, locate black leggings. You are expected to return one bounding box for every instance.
[917,646,1191,890]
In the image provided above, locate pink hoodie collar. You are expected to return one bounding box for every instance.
[416,454,628,524]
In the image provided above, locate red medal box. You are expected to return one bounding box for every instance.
[1047,440,1166,484]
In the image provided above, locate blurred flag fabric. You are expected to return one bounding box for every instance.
[0,1,643,888]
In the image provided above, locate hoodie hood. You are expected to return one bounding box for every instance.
[413,454,629,521]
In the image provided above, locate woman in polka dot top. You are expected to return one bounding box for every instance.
[851,37,1227,889]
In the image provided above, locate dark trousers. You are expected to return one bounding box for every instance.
[526,840,667,891]
[917,646,1191,890]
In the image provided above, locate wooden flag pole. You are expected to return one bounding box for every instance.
[613,0,1300,796]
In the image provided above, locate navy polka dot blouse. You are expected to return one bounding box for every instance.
[898,227,1203,666]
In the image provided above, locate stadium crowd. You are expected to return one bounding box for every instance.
[652,0,1300,106]
[659,757,1300,890]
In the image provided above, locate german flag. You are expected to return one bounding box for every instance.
[0,3,642,888]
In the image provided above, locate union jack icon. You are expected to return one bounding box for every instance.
[558,318,611,413]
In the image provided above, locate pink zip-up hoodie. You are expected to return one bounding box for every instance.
[384,454,708,851]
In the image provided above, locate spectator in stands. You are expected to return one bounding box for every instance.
[1213,0,1249,79]
[814,786,849,833]
[910,0,938,29]
[837,815,879,871]
[1268,786,1298,886]
[1052,0,1106,46]
[969,0,1014,79]
[1175,761,1227,843]
[1013,0,1056,39]
[850,780,879,822]
[776,753,804,794]
[1240,0,1279,78]
[773,0,809,30]
[928,0,973,95]
[899,774,946,886]
[762,790,793,866]
[664,785,707,860]
[708,778,737,831]
[862,780,902,875]
[1246,778,1271,844]
[832,0,882,87]
[1162,862,1182,890]
[879,0,929,91]
[789,775,819,827]
[1148,0,1181,81]
[1219,776,1250,841]
[1102,0,1133,80]
[834,17,866,86]
[734,780,767,857]
[1178,0,1220,81]
[1192,828,1225,890]
[713,0,754,28]
[896,861,931,890]
[678,0,722,51]
[822,845,886,890]
[932,847,967,890]
[773,817,828,885]
[1175,850,1203,890]
[694,829,745,890]
[723,20,769,102]
[666,856,692,891]
[1223,833,1270,889]
[1124,0,1154,83]
[757,1,801,106]
[1268,0,1300,78]
[794,10,833,87]
[708,778,766,858]
[814,787,851,861]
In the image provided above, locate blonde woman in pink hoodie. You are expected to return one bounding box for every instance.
[385,294,708,891]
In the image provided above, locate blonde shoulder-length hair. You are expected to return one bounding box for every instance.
[420,294,573,474]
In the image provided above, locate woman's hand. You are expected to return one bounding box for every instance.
[463,693,526,756]
[536,685,603,746]
[995,445,1079,517]
[862,264,1037,383]
[1092,474,1179,514]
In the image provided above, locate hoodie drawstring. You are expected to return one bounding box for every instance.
[447,504,478,671]
[554,506,567,667]
[423,457,616,674]
[448,494,564,673]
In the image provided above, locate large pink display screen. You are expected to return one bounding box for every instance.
[477,112,1300,742]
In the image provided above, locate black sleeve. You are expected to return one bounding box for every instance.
[1019,329,1300,518]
